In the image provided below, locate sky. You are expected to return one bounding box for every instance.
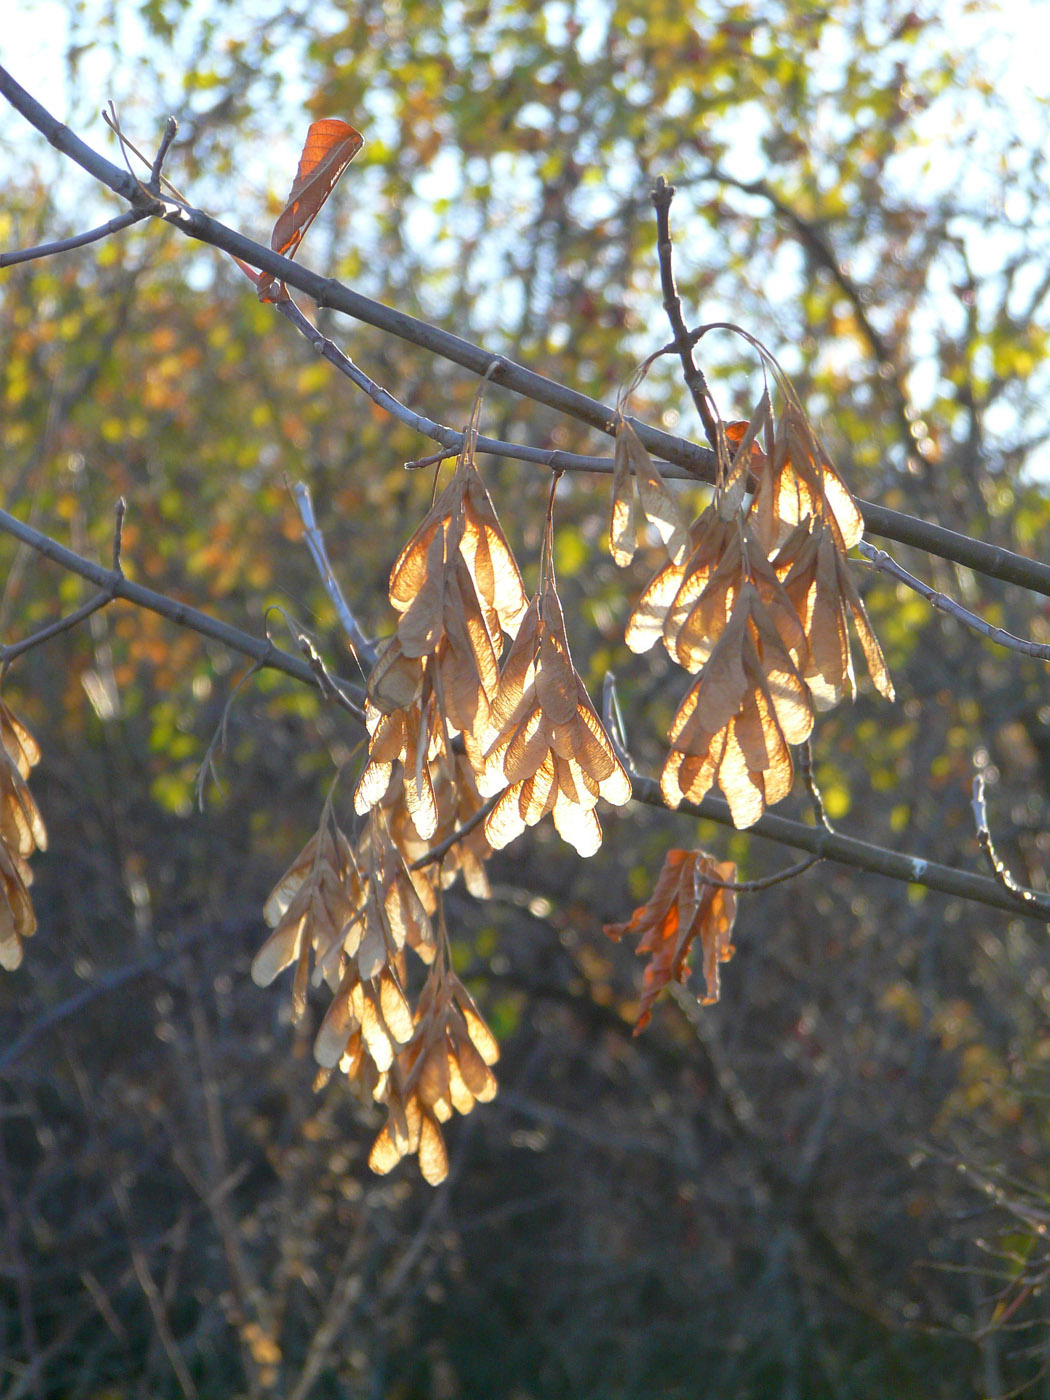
[4,0,1050,475]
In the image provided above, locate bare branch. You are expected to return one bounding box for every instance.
[291,480,377,670]
[650,176,720,447]
[798,739,833,832]
[410,793,499,874]
[111,1176,199,1400]
[111,496,126,573]
[694,853,822,894]
[605,675,1045,920]
[194,661,264,809]
[0,504,365,718]
[858,539,1050,662]
[0,208,148,268]
[5,66,1050,602]
[149,116,179,192]
[0,589,115,665]
[971,771,1048,915]
[628,774,1050,924]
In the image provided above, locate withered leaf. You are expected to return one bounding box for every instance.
[605,848,737,1031]
[258,119,363,302]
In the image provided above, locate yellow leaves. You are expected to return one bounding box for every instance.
[604,848,737,1031]
[0,699,48,972]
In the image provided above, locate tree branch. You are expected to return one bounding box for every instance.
[0,208,149,268]
[5,67,1050,605]
[650,176,720,446]
[0,505,365,719]
[858,540,1050,662]
[628,775,1050,924]
[291,480,377,670]
[971,771,1047,912]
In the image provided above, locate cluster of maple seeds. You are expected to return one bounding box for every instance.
[256,414,632,1182]
[242,122,896,1170]
[256,361,895,1178]
[252,796,498,1185]
[599,369,894,1025]
[0,698,47,971]
[611,381,893,830]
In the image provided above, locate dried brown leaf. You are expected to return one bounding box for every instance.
[258,119,363,302]
[604,848,737,1030]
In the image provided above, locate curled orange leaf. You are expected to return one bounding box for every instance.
[257,118,363,302]
[605,848,737,1031]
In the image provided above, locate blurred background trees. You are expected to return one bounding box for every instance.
[3,1,1050,1395]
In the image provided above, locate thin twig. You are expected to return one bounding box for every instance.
[971,771,1048,915]
[111,1177,199,1400]
[650,176,720,447]
[275,298,623,495]
[0,498,127,664]
[102,104,185,205]
[0,209,148,268]
[798,739,832,831]
[0,589,115,664]
[601,670,636,774]
[291,480,377,670]
[0,1112,44,1398]
[112,496,126,573]
[694,853,822,894]
[175,945,267,1398]
[858,539,1050,662]
[194,660,264,809]
[288,625,363,719]
[410,794,499,873]
[148,116,178,192]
